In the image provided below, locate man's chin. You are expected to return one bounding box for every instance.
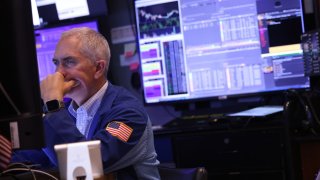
[65,88,80,100]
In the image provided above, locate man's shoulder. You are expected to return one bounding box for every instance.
[103,84,148,119]
[108,84,138,100]
[105,84,143,108]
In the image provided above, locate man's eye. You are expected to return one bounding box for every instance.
[65,59,76,66]
[52,59,59,66]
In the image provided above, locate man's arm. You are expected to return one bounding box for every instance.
[92,105,151,171]
[42,108,86,165]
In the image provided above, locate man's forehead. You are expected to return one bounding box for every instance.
[56,37,81,49]
[53,55,77,61]
[54,45,80,59]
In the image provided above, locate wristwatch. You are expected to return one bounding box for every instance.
[43,99,65,114]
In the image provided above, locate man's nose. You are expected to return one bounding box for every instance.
[55,64,66,77]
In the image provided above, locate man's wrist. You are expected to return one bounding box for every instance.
[43,99,65,114]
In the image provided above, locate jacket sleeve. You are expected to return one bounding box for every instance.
[42,108,86,166]
[11,149,55,169]
[11,108,84,168]
[92,104,148,171]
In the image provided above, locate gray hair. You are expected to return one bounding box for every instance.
[60,27,111,72]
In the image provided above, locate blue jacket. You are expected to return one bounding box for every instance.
[13,84,160,179]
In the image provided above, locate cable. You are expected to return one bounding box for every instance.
[7,163,36,179]
[305,93,320,132]
[284,89,319,135]
[0,82,21,115]
[242,116,254,129]
[1,168,58,180]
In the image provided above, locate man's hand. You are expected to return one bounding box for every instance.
[40,72,76,102]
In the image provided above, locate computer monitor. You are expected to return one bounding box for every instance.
[0,0,44,149]
[35,21,99,81]
[36,0,108,25]
[134,0,309,105]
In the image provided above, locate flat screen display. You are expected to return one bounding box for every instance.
[35,21,98,81]
[134,0,310,104]
[35,0,107,24]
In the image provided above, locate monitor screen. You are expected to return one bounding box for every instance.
[0,0,44,149]
[35,21,99,81]
[35,0,108,24]
[134,0,309,104]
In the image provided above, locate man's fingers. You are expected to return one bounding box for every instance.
[64,80,78,92]
[55,72,64,78]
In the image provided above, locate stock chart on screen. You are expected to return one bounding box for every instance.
[134,0,309,103]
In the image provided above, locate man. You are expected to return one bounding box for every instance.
[16,27,160,179]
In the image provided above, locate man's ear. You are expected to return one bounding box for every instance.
[94,60,106,79]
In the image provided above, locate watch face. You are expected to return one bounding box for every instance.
[45,100,64,112]
[46,100,60,111]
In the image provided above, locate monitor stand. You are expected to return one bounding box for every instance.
[54,140,104,180]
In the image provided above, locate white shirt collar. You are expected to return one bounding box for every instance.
[69,81,108,118]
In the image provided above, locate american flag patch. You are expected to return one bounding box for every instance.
[106,121,133,142]
[0,135,12,170]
